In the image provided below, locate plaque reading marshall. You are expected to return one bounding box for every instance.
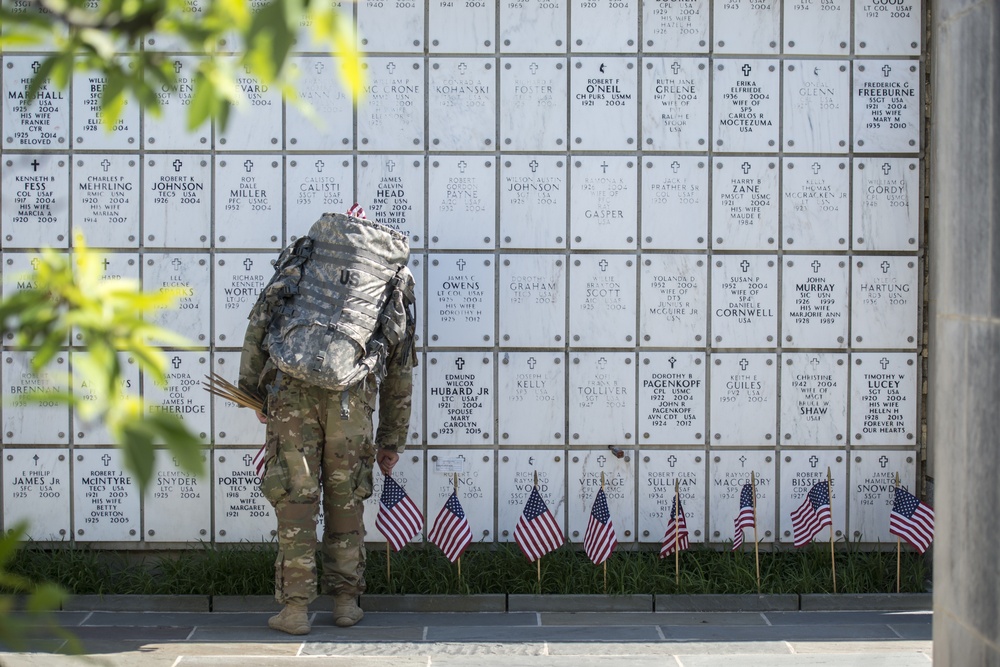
[500,156,566,249]
[711,255,778,347]
[499,254,566,347]
[144,353,211,441]
[782,159,849,250]
[710,354,777,446]
[783,61,850,153]
[638,451,705,543]
[850,451,915,542]
[286,157,352,241]
[146,450,211,542]
[144,254,211,343]
[212,352,267,445]
[426,353,493,445]
[639,352,706,445]
[72,155,139,248]
[427,255,494,346]
[641,157,708,249]
[853,159,920,251]
[639,254,707,346]
[642,58,709,151]
[642,0,709,53]
[570,157,637,249]
[358,0,423,52]
[569,353,636,446]
[363,454,425,544]
[73,449,140,541]
[851,257,918,348]
[709,452,775,543]
[144,156,211,248]
[500,58,567,151]
[428,157,495,249]
[3,56,68,147]
[286,57,353,149]
[3,351,69,445]
[570,58,638,150]
[357,156,424,247]
[497,452,564,542]
[712,60,779,153]
[711,158,778,250]
[569,254,637,347]
[855,0,921,55]
[713,0,779,54]
[215,450,273,543]
[779,353,848,445]
[500,0,566,52]
[214,254,271,346]
[571,0,637,52]
[498,352,565,445]
[427,450,494,539]
[784,0,850,55]
[74,352,139,445]
[72,60,139,149]
[781,256,849,349]
[3,448,69,541]
[850,353,917,446]
[358,58,424,150]
[143,57,209,149]
[778,453,846,542]
[429,0,495,53]
[2,154,69,249]
[215,157,280,248]
[429,58,495,150]
[853,61,920,153]
[568,451,635,543]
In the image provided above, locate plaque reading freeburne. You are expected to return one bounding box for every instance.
[783,60,850,153]
[639,352,706,445]
[638,451,705,543]
[358,57,424,150]
[143,254,211,343]
[500,0,566,53]
[426,255,495,347]
[709,451,775,543]
[143,57,210,150]
[568,352,636,446]
[779,353,848,446]
[853,61,920,153]
[571,0,637,53]
[850,353,917,447]
[286,157,352,242]
[3,448,70,541]
[853,159,920,251]
[215,156,281,248]
[498,352,565,446]
[711,158,778,250]
[213,254,272,346]
[711,255,778,347]
[363,454,425,544]
[3,351,69,445]
[285,57,353,150]
[3,56,69,148]
[713,0,779,54]
[712,60,780,153]
[570,157,637,250]
[73,449,140,542]
[72,59,139,150]
[143,155,212,248]
[641,157,708,249]
[642,0,709,54]
[426,353,493,446]
[568,450,635,544]
[497,452,565,542]
[428,157,495,249]
[357,156,424,247]
[639,254,707,347]
[72,155,139,248]
[851,257,918,349]
[781,256,849,349]
[427,449,494,539]
[499,254,566,348]
[569,254,637,347]
[709,354,777,447]
[850,451,915,542]
[500,156,567,249]
[500,58,567,151]
[145,450,210,542]
[214,450,273,543]
[778,452,846,542]
[642,57,709,152]
[144,352,211,441]
[782,159,849,251]
[357,0,423,53]
[570,58,638,150]
[784,0,850,55]
[429,58,495,151]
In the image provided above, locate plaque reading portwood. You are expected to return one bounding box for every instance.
[213,253,272,346]
[358,58,424,150]
[363,453,425,545]
[642,0,709,53]
[779,353,849,445]
[711,158,778,250]
[216,63,282,150]
[778,453,846,543]
[428,157,496,249]
[72,60,139,149]
[784,0,850,55]
[73,449,140,541]
[712,61,780,153]
[850,353,917,446]
[429,0,495,53]
[783,61,850,153]
[713,0,779,54]
[782,159,850,251]
[2,154,69,249]
[500,0,566,52]
[72,155,140,248]
[215,450,273,543]
[500,59,567,151]
[638,451,705,543]
[855,0,921,55]
[499,254,566,347]
[853,159,920,251]
[570,58,638,150]
[498,352,565,445]
[500,156,567,249]
[710,354,777,446]
[641,157,708,249]
[144,352,211,441]
[213,352,268,445]
[497,452,565,543]
[850,451,916,543]
[711,255,778,347]
[427,450,494,541]
[426,255,495,346]
[143,57,210,150]
[571,0,637,52]
[73,352,139,445]
[145,449,211,542]
[781,256,849,349]
[429,58,495,151]
[426,353,494,445]
[3,448,70,541]
[638,352,706,445]
[641,58,709,151]
[709,452,775,543]
[570,157,637,249]
[851,257,919,348]
[143,155,212,248]
[357,156,424,247]
[853,61,920,153]
[568,450,635,544]
[3,351,69,445]
[358,0,423,53]
[215,156,281,248]
[286,156,352,242]
[569,255,637,347]
[3,56,69,148]
[143,254,211,343]
[286,57,354,150]
[568,352,636,446]
[639,254,707,346]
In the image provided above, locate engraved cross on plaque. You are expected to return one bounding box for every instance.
[101,159,111,172]
[671,161,680,173]
[458,62,467,74]
[741,162,752,175]
[456,258,466,271]
[386,160,396,172]
[244,258,254,271]
[882,162,893,175]
[458,160,468,173]
[812,260,822,273]
[740,259,750,272]
[668,356,677,368]
[599,259,609,272]
[739,455,747,467]
[882,64,892,78]
[244,160,254,173]
[742,64,752,77]
[173,61,183,74]
[597,455,607,468]
[315,160,325,172]
[667,454,677,468]
[529,159,539,173]
[455,357,466,370]
[597,357,608,369]
[172,159,183,172]
[881,261,891,273]
[102,258,111,270]
[812,162,822,174]
[880,357,890,370]
[172,258,183,268]
[32,60,42,73]
[600,161,609,173]
[739,358,749,371]
[33,454,40,465]
[386,62,396,74]
[172,356,183,369]
[809,455,819,468]
[243,454,253,467]
[671,61,681,75]
[879,455,890,468]
[101,453,112,467]
[527,357,536,369]
[31,159,40,171]
[530,62,539,74]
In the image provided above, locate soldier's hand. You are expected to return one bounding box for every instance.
[255,410,267,424]
[376,448,399,475]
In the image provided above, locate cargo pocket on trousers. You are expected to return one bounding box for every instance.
[353,457,374,501]
[259,441,290,507]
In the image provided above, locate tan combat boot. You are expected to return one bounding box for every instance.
[333,593,364,627]
[268,603,311,635]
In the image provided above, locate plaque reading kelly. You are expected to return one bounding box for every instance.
[711,256,778,347]
[497,452,565,542]
[3,56,69,148]
[778,453,846,543]
[642,0,709,53]
[145,449,211,542]
[358,0,423,52]
[784,0,850,55]
[638,352,706,445]
[358,58,424,150]
[500,156,567,249]
[850,451,916,542]
[427,450,494,540]
[641,58,709,151]
[2,154,69,249]
[709,452,775,543]
[427,255,494,346]
[570,58,638,150]
[429,59,495,151]
[72,60,139,149]
[713,0,779,54]
[3,351,69,445]
[428,157,495,249]
[850,353,917,446]
[500,0,567,52]
[144,353,211,441]
[213,254,272,346]
[215,450,273,543]
[568,255,637,347]
[143,156,211,248]
[429,0,495,53]
[499,254,566,347]
[72,155,139,248]
[3,449,70,541]
[783,61,850,153]
[216,63,282,150]
[73,449,140,541]
[568,352,636,446]
[638,451,705,543]
[357,156,424,247]
[215,156,281,248]
[710,354,777,446]
[363,454,425,545]
[286,57,353,150]
[641,157,708,249]
[712,61,779,153]
[286,157,352,242]
[853,61,920,153]
[782,159,849,250]
[498,352,565,445]
[639,254,707,346]
[143,254,211,343]
[571,0,637,52]
[570,157,637,249]
[853,159,920,251]
[851,257,919,348]
[781,256,849,349]
[73,352,139,445]
[568,450,635,543]
[779,353,848,445]
[855,0,921,55]
[143,57,210,150]
[711,158,778,250]
[212,352,267,445]
[426,353,494,445]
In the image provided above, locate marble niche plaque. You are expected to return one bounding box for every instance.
[849,451,916,543]
[429,59,495,151]
[429,0,495,53]
[781,256,849,349]
[216,62,282,150]
[642,0,709,53]
[357,0,423,53]
[851,257,919,348]
[570,157,637,249]
[853,159,920,251]
[571,0,637,52]
[784,0,850,55]
[855,0,921,55]
[143,253,211,343]
[71,255,138,349]
[3,351,69,445]
[642,58,709,152]
[709,451,776,544]
[500,0,566,52]
[428,157,496,249]
[641,157,708,249]
[215,449,273,543]
[426,352,494,445]
[568,450,636,544]
[638,451,705,544]
[427,450,495,542]
[72,59,140,149]
[73,449,140,541]
[779,353,848,445]
[358,58,424,150]
[286,156,353,242]
[711,158,778,250]
[638,352,706,445]
[710,354,777,446]
[2,153,69,249]
[145,449,211,542]
[782,158,849,250]
[778,452,846,543]
[497,451,565,543]
[639,254,707,346]
[850,353,917,446]
[569,254,637,347]
[712,61,780,153]
[568,352,636,446]
[285,57,354,150]
[711,255,778,347]
[500,58,567,151]
[144,352,211,442]
[215,156,281,248]
[212,352,267,445]
[853,61,920,153]
[499,254,566,347]
[1,2,63,52]
[783,61,850,153]
[213,253,273,346]
[143,57,210,150]
[3,448,70,540]
[426,255,495,346]
[2,55,69,148]
[72,155,139,248]
[357,156,423,247]
[498,352,565,445]
[570,58,638,150]
[500,156,567,249]
[73,352,140,445]
[144,0,206,51]
[143,155,212,248]
[713,0,779,54]
[363,453,425,545]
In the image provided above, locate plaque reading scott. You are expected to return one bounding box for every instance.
[568,450,635,544]
[144,254,211,343]
[639,352,706,445]
[778,453,846,543]
[285,57,353,150]
[427,450,494,540]
[851,257,919,348]
[711,158,778,250]
[850,353,917,446]
[855,0,921,55]
[709,452,775,543]
[429,58,495,150]
[3,449,70,541]
[426,353,493,445]
[783,61,850,153]
[784,0,850,55]
[710,354,777,446]
[429,0,495,53]
[358,0,423,52]
[782,159,849,250]
[568,353,636,446]
[144,353,211,441]
[570,157,637,249]
[428,157,495,249]
[500,58,567,151]
[357,156,424,247]
[570,58,638,149]
[850,451,916,542]
[569,254,637,347]
[215,156,281,248]
[3,351,69,445]
[143,155,212,248]
[286,157,352,242]
[641,57,709,151]
[73,449,140,541]
[853,159,920,251]
[571,0,637,52]
[499,254,566,347]
[212,352,267,445]
[2,154,69,249]
[500,0,566,52]
[638,451,705,543]
[72,155,139,248]
[781,256,849,349]
[642,0,709,53]
[497,452,564,542]
[213,254,272,346]
[215,450,273,543]
[144,57,210,149]
[779,353,848,445]
[639,254,707,346]
[711,256,778,347]
[500,156,567,249]
[358,58,424,150]
[713,0,779,54]
[427,255,494,346]
[145,450,211,542]
[72,59,139,149]
[712,60,779,153]
[498,352,565,445]
[641,157,708,249]
[853,61,920,153]
[3,55,69,148]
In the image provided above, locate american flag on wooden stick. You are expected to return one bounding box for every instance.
[659,495,689,558]
[889,486,935,553]
[791,480,832,547]
[514,486,564,562]
[376,475,423,551]
[428,490,473,562]
[583,487,617,565]
[733,482,756,550]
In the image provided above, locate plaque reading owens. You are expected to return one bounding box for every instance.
[3,351,69,445]
[639,352,706,445]
[215,450,273,543]
[358,58,424,150]
[569,255,637,347]
[783,61,850,153]
[639,254,707,347]
[215,157,281,248]
[357,156,423,248]
[642,58,709,152]
[568,450,635,543]
[358,0,423,53]
[850,353,917,446]
[782,159,849,250]
[851,257,919,349]
[497,452,565,543]
[427,450,494,540]
[712,61,779,153]
[711,158,778,250]
[143,155,212,248]
[144,353,211,442]
[571,0,637,52]
[568,353,636,446]
[213,254,272,346]
[638,451,705,543]
[500,0,566,52]
[144,254,211,343]
[426,353,494,445]
[855,0,921,55]
[3,449,69,540]
[713,0,779,54]
[710,354,777,446]
[374,358,424,448]
[286,157,352,241]
[850,451,916,543]
[144,0,206,51]
[72,155,139,248]
[641,157,708,249]
[710,451,776,543]
[570,58,638,150]
[73,352,139,445]
[72,60,139,149]
[778,453,846,543]
[779,353,848,445]
[429,58,495,151]
[146,449,211,542]
[853,159,920,251]
[428,157,495,249]
[498,352,565,445]
[642,0,709,53]
[711,256,778,347]
[143,57,210,150]
[286,57,354,150]
[2,154,69,249]
[216,63,282,150]
[781,256,849,349]
[784,0,850,55]
[3,56,69,148]
[363,453,425,545]
[499,254,566,347]
[854,61,920,153]
[429,0,495,53]
[212,352,267,445]
[73,449,140,541]
[427,255,495,347]
[570,157,637,249]
[500,156,567,249]
[500,58,567,151]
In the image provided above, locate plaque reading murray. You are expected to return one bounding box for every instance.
[570,157,637,249]
[709,354,777,446]
[713,0,779,54]
[778,453,846,543]
[72,59,139,149]
[569,254,637,347]
[500,0,567,52]
[642,0,709,53]
[500,156,567,249]
[568,353,636,446]
[73,449,139,541]
[357,156,424,247]
[143,155,211,248]
[215,156,281,248]
[143,57,209,149]
[286,157,352,242]
[853,159,920,251]
[642,58,709,151]
[784,0,850,55]
[72,155,139,248]
[779,353,848,445]
[641,157,708,249]
[639,352,706,445]
[4,449,69,540]
[426,255,495,346]
[3,55,68,147]
[428,157,495,249]
[285,57,353,150]
[498,352,565,445]
[429,58,495,150]
[571,0,637,52]
[426,353,494,445]
[568,451,635,544]
[851,257,919,348]
[711,255,778,347]
[711,158,778,250]
[499,254,566,347]
[640,254,707,346]
[570,58,638,150]
[709,452,775,543]
[2,154,69,249]
[143,254,211,342]
[638,451,705,543]
[782,159,849,250]
[850,451,915,542]
[783,61,850,153]
[853,61,920,153]
[500,59,567,151]
[781,256,849,349]
[850,353,917,446]
[358,58,424,150]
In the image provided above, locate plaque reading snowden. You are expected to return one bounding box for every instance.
[143,254,211,343]
[639,254,707,347]
[713,0,779,54]
[3,55,69,148]
[3,448,70,541]
[855,0,921,55]
[709,452,775,543]
[641,58,709,152]
[357,156,424,247]
[426,353,494,445]
[782,159,849,250]
[285,57,354,150]
[778,453,846,542]
[429,58,495,151]
[358,58,424,150]
[215,156,281,248]
[428,157,495,249]
[568,450,635,543]
[429,0,495,53]
[499,254,566,347]
[498,352,565,445]
[638,451,705,543]
[570,58,638,150]
[712,60,779,153]
[212,352,267,445]
[427,450,493,540]
[3,351,69,445]
[145,450,211,542]
[426,255,494,346]
[213,254,272,346]
[711,255,778,347]
[72,155,139,248]
[143,155,212,248]
[784,0,850,55]
[783,61,850,153]
[781,256,849,349]
[641,157,708,249]
[570,157,637,249]
[569,255,637,347]
[779,353,848,445]
[286,157,352,242]
[851,257,919,348]
[638,352,706,445]
[73,449,140,541]
[849,451,916,542]
[72,59,139,149]
[853,61,920,153]
[571,0,637,53]
[500,59,567,151]
[710,354,777,446]
[144,352,211,441]
[850,353,917,446]
[711,158,778,250]
[215,450,273,543]
[2,153,69,249]
[358,0,423,52]
[853,159,920,251]
[143,57,210,149]
[642,0,709,53]
[497,452,564,542]
[568,352,636,446]
[500,156,567,249]
[500,0,566,52]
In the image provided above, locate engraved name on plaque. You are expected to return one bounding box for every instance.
[427,451,494,540]
[570,58,638,149]
[779,353,848,445]
[3,351,69,445]
[286,57,353,150]
[3,449,70,540]
[781,256,849,349]
[782,159,849,251]
[2,154,69,249]
[853,159,920,251]
[72,155,139,248]
[286,157,352,241]
[642,58,709,152]
[429,0,495,53]
[216,63,282,150]
[642,0,709,53]
[427,255,494,346]
[358,0,423,53]
[713,0,779,54]
[143,155,212,248]
[778,452,846,543]
[850,451,915,543]
[500,0,567,52]
[711,158,778,250]
[357,156,423,247]
[499,254,566,347]
[640,254,707,346]
[569,255,636,347]
[498,352,565,445]
[358,58,424,150]
[500,156,566,249]
[500,58,567,151]
[426,353,493,445]
[73,352,139,445]
[569,352,636,446]
[429,58,495,151]
[712,61,779,153]
[363,453,425,544]
[570,157,637,249]
[850,353,917,446]
[145,450,211,542]
[143,254,211,343]
[710,452,775,543]
[710,354,777,446]
[212,352,267,445]
[711,256,778,347]
[638,451,705,543]
[571,0,637,52]
[143,57,210,149]
[639,352,706,445]
[784,0,850,55]
[214,254,272,346]
[853,61,920,153]
[215,450,273,542]
[783,61,850,153]
[215,156,281,248]
[641,157,708,249]
[3,56,69,148]
[72,60,139,149]
[497,452,564,542]
[73,449,139,541]
[855,0,921,55]
[851,257,919,349]
[144,353,211,441]
[428,157,495,249]
[568,450,635,544]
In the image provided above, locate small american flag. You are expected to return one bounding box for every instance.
[889,486,935,554]
[375,475,423,551]
[428,491,473,562]
[733,482,756,551]
[583,487,617,565]
[514,486,564,562]
[346,202,367,219]
[791,480,832,547]
[659,495,689,558]
[252,444,267,476]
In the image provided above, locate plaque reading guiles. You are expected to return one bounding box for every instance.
[143,155,212,248]
[2,154,69,249]
[73,352,139,445]
[710,354,777,446]
[143,57,210,149]
[711,158,778,250]
[357,156,424,248]
[286,157,352,242]
[363,453,425,545]
[710,255,778,347]
[144,352,211,442]
[499,254,566,347]
[779,353,848,445]
[709,452,775,543]
[781,256,849,349]
[72,59,139,149]
[285,57,353,150]
[712,61,779,153]
[642,58,709,152]
[853,61,920,153]
[72,155,139,248]
[428,157,495,249]
[713,0,779,54]
[783,61,850,153]
[143,254,211,343]
[3,449,70,541]
[429,59,495,151]
[73,449,140,541]
[213,253,272,346]
[849,451,916,543]
[784,0,850,55]
[500,59,567,151]
[500,156,567,249]
[639,254,707,347]
[2,56,69,148]
[571,0,637,52]
[642,0,709,53]
[782,159,849,250]
[569,255,636,347]
[358,0,423,53]
[427,450,494,540]
[778,452,846,543]
[497,452,565,543]
[853,159,920,251]
[216,62,282,150]
[358,58,424,150]
[570,157,637,249]
[426,353,493,445]
[850,353,917,446]
[214,450,273,543]
[638,451,705,544]
[212,352,267,445]
[429,0,495,53]
[498,352,565,445]
[426,255,494,347]
[855,0,921,55]
[568,450,635,544]
[145,449,211,542]
[568,352,636,446]
[570,58,637,149]
[851,257,919,349]
[500,0,566,52]
[3,351,69,445]
[638,352,706,446]
[215,156,281,248]
[641,157,708,249]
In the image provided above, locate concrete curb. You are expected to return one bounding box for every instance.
[212,595,282,612]
[799,593,933,611]
[508,594,653,612]
[654,594,799,612]
[63,595,210,612]
[363,594,506,612]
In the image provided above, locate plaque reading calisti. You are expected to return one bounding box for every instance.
[568,352,636,446]
[571,0,637,52]
[642,0,709,53]
[426,255,494,347]
[850,353,917,446]
[285,57,353,150]
[73,449,140,541]
[357,156,423,247]
[215,156,281,248]
[710,354,777,446]
[783,61,850,153]
[143,254,211,343]
[427,450,494,540]
[428,157,495,249]
[712,61,779,153]
[498,352,565,445]
[363,454,425,545]
[709,452,775,543]
[358,0,423,53]
[850,451,916,543]
[781,256,849,349]
[570,157,637,249]
[851,257,919,349]
[638,451,705,543]
[711,158,778,250]
[570,58,638,150]
[855,0,921,55]
[500,0,566,52]
[72,155,139,248]
[713,0,779,54]
[497,452,565,542]
[215,450,273,543]
[3,56,69,148]
[568,450,635,544]
[426,353,493,445]
[779,353,848,445]
[3,449,70,541]
[286,157,352,242]
[638,352,706,445]
[213,254,272,346]
[853,61,920,153]
[3,351,69,445]
[569,254,637,347]
[144,352,211,442]
[145,450,211,542]
[641,157,708,249]
[782,159,849,251]
[778,452,846,543]
[429,58,495,151]
[143,155,211,248]
[358,58,424,150]
[2,154,69,249]
[639,254,707,347]
[784,0,850,55]
[500,59,566,151]
[499,254,566,347]
[73,352,139,445]
[72,59,139,149]
[500,156,567,249]
[429,0,495,53]
[711,255,778,347]
[143,57,210,150]
[641,58,709,152]
[853,159,920,251]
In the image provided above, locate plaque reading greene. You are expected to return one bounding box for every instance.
[641,57,709,151]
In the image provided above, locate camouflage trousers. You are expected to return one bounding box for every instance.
[259,372,376,605]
